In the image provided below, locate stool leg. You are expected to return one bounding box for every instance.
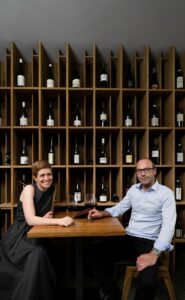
[163,275,176,300]
[122,268,134,300]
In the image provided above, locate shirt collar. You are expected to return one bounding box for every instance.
[136,180,159,192]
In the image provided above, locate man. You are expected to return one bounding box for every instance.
[88,158,176,300]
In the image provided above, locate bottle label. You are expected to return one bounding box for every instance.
[20,117,28,126]
[151,84,159,89]
[175,228,182,238]
[72,79,80,88]
[20,156,28,165]
[47,79,54,88]
[176,188,182,200]
[127,80,134,88]
[47,118,54,126]
[48,153,54,165]
[100,113,107,122]
[177,113,184,122]
[0,117,2,126]
[177,77,183,89]
[126,155,133,164]
[99,195,107,202]
[74,119,82,127]
[177,153,184,162]
[17,75,25,87]
[152,150,159,158]
[99,157,107,164]
[74,154,80,164]
[151,117,159,127]
[100,74,108,82]
[125,118,132,127]
[74,192,81,202]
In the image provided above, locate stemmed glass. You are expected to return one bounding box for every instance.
[66,194,80,215]
[85,193,97,209]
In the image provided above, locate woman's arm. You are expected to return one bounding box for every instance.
[21,185,74,227]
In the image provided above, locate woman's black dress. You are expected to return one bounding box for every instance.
[0,183,56,300]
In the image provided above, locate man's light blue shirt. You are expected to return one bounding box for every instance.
[105,180,176,252]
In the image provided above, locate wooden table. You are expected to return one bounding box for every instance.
[28,213,125,300]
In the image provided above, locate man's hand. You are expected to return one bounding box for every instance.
[87,208,103,221]
[87,209,111,221]
[136,251,158,271]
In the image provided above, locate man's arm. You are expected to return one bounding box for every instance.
[153,189,176,252]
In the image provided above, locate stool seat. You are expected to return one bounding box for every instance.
[115,253,176,300]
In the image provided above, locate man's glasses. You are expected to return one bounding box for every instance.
[136,168,154,175]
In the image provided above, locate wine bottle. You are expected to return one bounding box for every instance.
[151,104,159,127]
[74,177,81,203]
[100,63,108,88]
[124,175,131,195]
[125,140,133,164]
[72,64,80,88]
[176,103,184,127]
[124,101,133,127]
[0,147,2,165]
[74,138,80,164]
[100,101,107,127]
[150,67,159,89]
[20,139,28,165]
[74,102,82,127]
[175,214,183,238]
[0,102,2,126]
[20,173,26,189]
[48,136,55,165]
[151,138,160,165]
[46,102,55,126]
[175,178,183,201]
[46,63,54,88]
[99,137,107,164]
[126,64,134,88]
[176,143,184,164]
[176,68,184,89]
[19,101,28,126]
[99,176,107,202]
[17,58,25,87]
[5,151,11,165]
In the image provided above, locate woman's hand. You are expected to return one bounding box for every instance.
[57,216,75,227]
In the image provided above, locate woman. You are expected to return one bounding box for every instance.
[0,160,74,300]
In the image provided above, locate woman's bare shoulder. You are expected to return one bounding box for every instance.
[20,184,35,201]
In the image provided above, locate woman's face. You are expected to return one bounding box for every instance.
[34,168,53,191]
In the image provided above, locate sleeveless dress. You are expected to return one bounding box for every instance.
[0,183,57,300]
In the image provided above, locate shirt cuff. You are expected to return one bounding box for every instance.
[154,240,174,252]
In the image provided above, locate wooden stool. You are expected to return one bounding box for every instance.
[116,253,176,300]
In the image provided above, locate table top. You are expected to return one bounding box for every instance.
[27,212,125,238]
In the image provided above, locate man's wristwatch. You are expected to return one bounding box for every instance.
[151,248,162,257]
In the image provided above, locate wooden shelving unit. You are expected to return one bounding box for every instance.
[0,42,185,270]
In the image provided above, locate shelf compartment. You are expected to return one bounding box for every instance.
[41,90,66,127]
[13,129,39,165]
[13,90,39,126]
[41,129,66,165]
[0,168,11,205]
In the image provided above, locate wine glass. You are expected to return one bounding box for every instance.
[66,194,80,217]
[85,193,97,209]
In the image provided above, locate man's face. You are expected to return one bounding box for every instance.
[136,159,156,188]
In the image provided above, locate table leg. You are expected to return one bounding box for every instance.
[75,237,83,300]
